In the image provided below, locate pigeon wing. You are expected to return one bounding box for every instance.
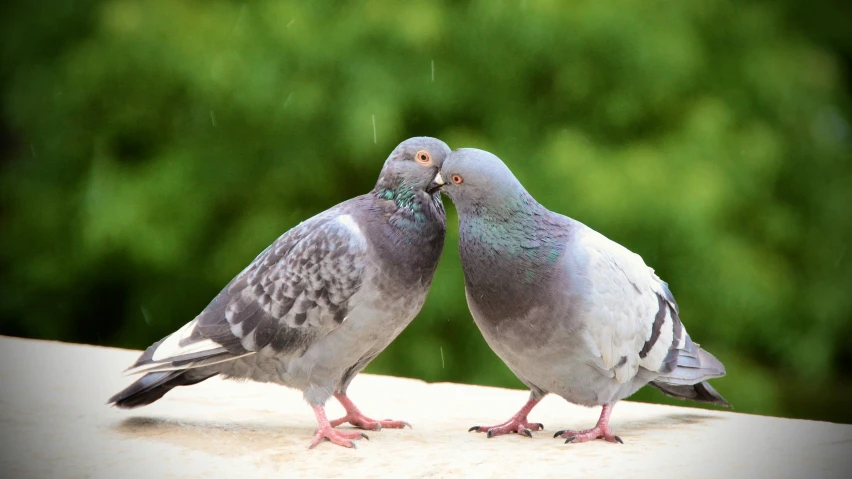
[125,211,369,375]
[573,228,688,384]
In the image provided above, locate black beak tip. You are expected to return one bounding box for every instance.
[426,183,444,195]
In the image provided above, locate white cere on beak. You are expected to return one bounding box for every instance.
[434,172,446,185]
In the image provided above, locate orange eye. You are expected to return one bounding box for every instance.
[451,174,464,184]
[414,150,432,165]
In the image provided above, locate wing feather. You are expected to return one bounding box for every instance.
[574,228,688,384]
[126,210,368,376]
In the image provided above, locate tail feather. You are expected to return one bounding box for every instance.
[124,350,251,376]
[122,321,242,376]
[660,338,726,385]
[649,380,732,408]
[108,370,216,409]
[650,337,731,408]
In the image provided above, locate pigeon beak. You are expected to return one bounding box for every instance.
[427,172,446,194]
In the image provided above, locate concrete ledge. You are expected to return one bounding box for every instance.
[1,336,850,479]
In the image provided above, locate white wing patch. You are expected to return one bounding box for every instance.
[337,214,365,242]
[149,319,221,363]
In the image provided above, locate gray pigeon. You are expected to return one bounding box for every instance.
[109,137,450,448]
[431,148,729,444]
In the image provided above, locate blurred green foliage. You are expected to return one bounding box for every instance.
[2,0,851,423]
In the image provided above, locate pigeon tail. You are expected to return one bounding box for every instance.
[648,380,731,408]
[657,337,726,384]
[108,370,216,409]
[650,339,731,408]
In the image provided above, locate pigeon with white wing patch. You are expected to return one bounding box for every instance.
[109,137,450,449]
[433,148,729,444]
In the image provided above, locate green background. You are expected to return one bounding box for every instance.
[2,0,851,423]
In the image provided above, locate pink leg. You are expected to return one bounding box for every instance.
[329,392,411,431]
[554,403,623,444]
[469,397,544,438]
[309,404,369,449]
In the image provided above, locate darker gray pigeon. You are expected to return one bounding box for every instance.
[431,148,729,444]
[109,137,450,448]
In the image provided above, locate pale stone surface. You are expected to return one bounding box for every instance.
[1,336,850,479]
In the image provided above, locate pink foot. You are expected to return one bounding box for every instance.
[309,425,369,449]
[469,397,543,438]
[554,403,624,444]
[469,418,544,438]
[554,425,622,444]
[330,392,412,431]
[329,413,410,431]
[309,404,369,449]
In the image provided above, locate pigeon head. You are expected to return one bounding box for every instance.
[375,137,451,196]
[432,148,531,213]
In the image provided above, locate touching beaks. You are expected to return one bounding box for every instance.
[427,172,446,194]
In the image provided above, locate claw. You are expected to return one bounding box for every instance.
[486,429,494,438]
[554,404,623,444]
[385,419,414,429]
[331,393,410,432]
[331,415,410,431]
[554,430,565,438]
[310,404,370,449]
[468,397,543,440]
[308,428,367,449]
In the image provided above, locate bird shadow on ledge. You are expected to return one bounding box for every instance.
[114,416,313,454]
[539,411,722,432]
[615,412,722,432]
[113,411,721,454]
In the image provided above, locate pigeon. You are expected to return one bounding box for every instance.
[109,137,451,448]
[430,148,729,444]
